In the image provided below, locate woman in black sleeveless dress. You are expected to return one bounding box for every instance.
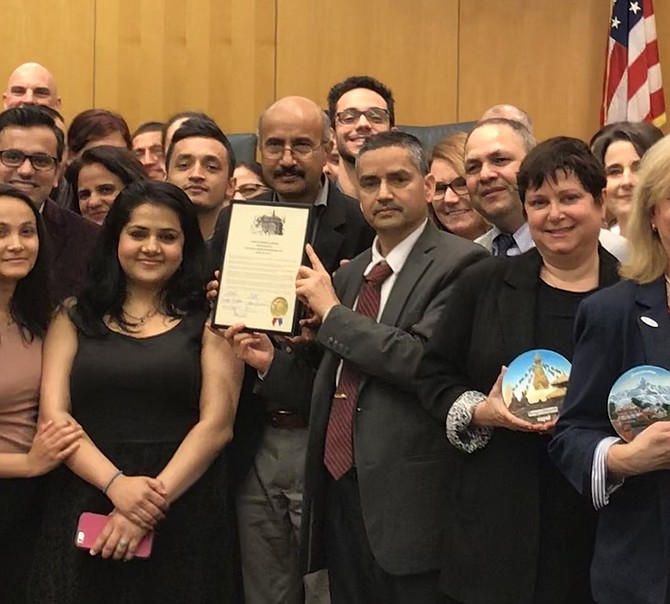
[30,181,244,603]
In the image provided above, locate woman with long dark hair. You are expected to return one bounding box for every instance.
[31,181,243,603]
[67,145,147,224]
[0,185,82,603]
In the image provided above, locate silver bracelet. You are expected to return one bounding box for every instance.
[102,469,123,495]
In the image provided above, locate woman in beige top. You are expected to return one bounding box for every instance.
[0,185,82,603]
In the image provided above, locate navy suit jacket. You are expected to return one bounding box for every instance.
[550,278,670,604]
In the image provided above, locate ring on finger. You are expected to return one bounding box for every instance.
[118,538,129,549]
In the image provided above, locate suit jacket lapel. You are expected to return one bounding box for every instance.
[597,245,621,287]
[635,279,670,369]
[41,199,67,263]
[379,225,437,327]
[338,252,369,311]
[497,250,542,357]
[312,188,346,273]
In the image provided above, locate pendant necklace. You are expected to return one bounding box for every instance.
[123,307,159,326]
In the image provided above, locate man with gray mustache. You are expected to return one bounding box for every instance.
[210,95,373,604]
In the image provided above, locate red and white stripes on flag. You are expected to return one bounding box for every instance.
[602,0,666,127]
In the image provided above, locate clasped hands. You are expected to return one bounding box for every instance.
[26,419,83,477]
[90,474,168,561]
[208,244,341,371]
[472,366,556,433]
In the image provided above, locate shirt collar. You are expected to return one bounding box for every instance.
[368,219,428,276]
[490,222,533,252]
[314,177,329,207]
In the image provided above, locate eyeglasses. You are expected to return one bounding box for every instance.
[0,149,57,171]
[235,183,271,199]
[335,108,390,125]
[262,141,324,160]
[433,177,468,200]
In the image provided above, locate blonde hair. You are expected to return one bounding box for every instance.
[620,134,670,283]
[430,131,467,176]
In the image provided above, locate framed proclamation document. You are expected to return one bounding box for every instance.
[212,200,313,335]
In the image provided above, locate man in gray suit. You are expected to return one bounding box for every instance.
[225,131,486,603]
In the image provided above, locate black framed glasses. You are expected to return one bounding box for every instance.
[262,141,324,160]
[335,108,390,125]
[433,177,468,200]
[0,149,57,171]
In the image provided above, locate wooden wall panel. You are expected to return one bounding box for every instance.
[94,0,276,133]
[655,0,670,132]
[0,0,95,125]
[275,0,459,126]
[458,0,611,142]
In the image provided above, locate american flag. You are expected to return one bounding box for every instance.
[602,0,666,126]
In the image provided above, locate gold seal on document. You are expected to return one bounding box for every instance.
[270,297,289,317]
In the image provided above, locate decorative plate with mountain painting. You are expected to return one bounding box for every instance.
[608,365,670,442]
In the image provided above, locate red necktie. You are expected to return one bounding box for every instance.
[324,261,394,480]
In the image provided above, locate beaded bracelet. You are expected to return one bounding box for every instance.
[102,469,124,495]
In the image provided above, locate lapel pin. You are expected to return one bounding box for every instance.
[640,316,659,328]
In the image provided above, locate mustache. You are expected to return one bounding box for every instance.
[273,167,306,179]
[373,201,403,214]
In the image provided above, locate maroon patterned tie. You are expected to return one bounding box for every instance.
[324,261,394,480]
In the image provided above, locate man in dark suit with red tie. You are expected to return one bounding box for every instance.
[225,131,486,603]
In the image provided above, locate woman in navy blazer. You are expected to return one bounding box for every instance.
[550,135,670,604]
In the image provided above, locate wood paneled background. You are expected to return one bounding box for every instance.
[1,0,668,142]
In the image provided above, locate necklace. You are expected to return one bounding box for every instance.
[123,306,159,326]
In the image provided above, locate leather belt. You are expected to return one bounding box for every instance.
[266,410,309,430]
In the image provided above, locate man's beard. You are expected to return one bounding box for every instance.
[336,139,357,166]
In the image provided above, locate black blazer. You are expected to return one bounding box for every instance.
[41,199,100,304]
[210,185,375,487]
[292,224,487,576]
[550,278,670,604]
[416,246,620,604]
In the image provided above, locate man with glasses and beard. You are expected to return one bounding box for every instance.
[0,106,98,303]
[210,95,373,604]
[326,76,395,198]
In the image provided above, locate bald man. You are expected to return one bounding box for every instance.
[257,95,334,203]
[480,103,533,132]
[211,96,373,604]
[3,62,61,110]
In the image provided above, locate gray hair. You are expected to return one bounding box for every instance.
[466,117,536,153]
[480,104,533,132]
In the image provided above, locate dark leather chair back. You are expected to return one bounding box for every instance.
[228,133,257,164]
[398,121,478,154]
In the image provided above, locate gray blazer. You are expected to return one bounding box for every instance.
[297,223,487,576]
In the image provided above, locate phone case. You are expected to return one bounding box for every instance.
[75,512,154,558]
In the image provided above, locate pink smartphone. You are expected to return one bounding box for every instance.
[75,512,154,558]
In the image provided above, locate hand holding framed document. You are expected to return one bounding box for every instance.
[212,201,312,335]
